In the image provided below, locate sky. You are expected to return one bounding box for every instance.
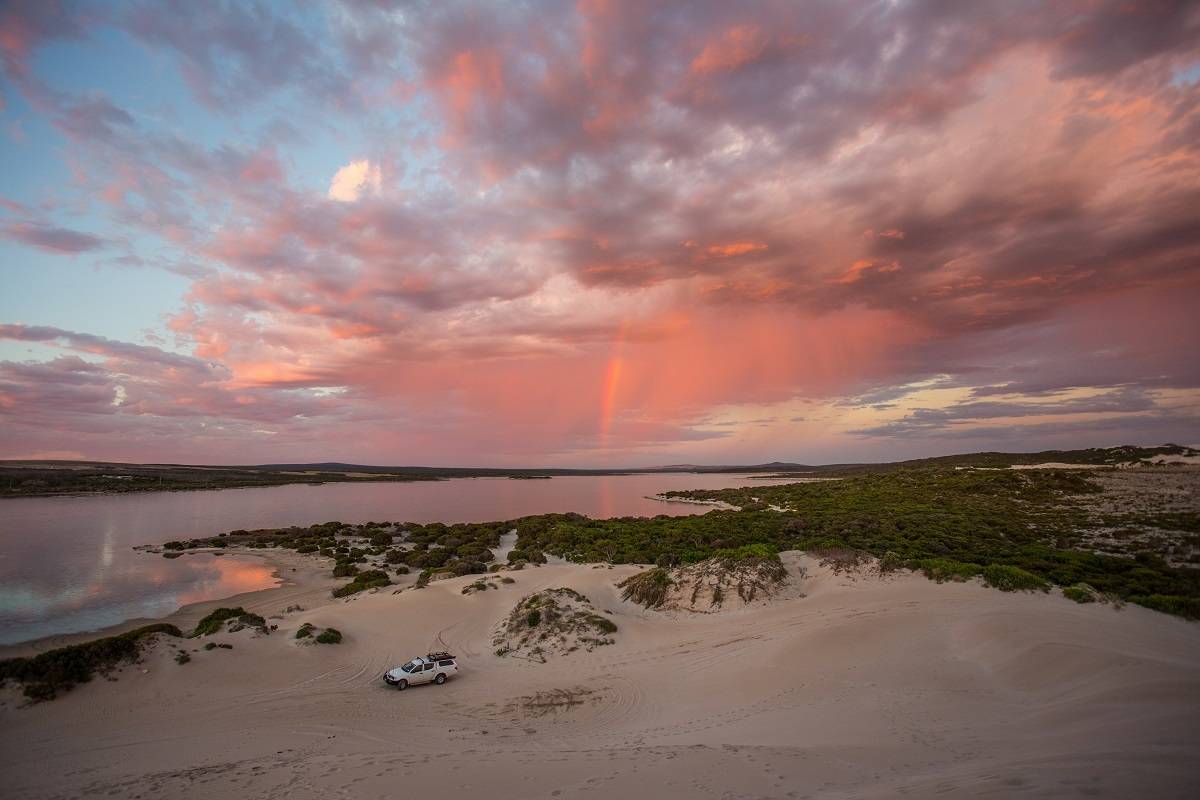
[0,0,1198,467]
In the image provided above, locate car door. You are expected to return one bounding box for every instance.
[418,662,436,684]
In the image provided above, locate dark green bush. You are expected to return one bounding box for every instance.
[332,563,359,578]
[913,558,982,583]
[332,569,391,597]
[1130,595,1200,620]
[0,623,182,702]
[982,564,1049,592]
[192,607,264,637]
[526,609,542,627]
[315,628,343,644]
[295,623,315,639]
[1062,584,1097,603]
[878,551,903,573]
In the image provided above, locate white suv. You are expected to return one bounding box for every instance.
[384,652,458,690]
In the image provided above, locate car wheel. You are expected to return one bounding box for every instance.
[434,673,446,685]
[397,679,408,690]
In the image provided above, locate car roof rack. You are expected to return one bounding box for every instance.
[427,651,455,660]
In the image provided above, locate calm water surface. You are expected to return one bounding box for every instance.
[0,473,787,644]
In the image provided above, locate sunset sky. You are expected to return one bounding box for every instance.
[1,0,1198,466]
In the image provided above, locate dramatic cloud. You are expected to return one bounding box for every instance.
[0,0,1197,464]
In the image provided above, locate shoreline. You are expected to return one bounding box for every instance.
[646,493,739,510]
[0,547,338,659]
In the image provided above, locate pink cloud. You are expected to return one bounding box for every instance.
[1,1,1197,463]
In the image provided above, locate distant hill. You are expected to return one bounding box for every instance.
[1,444,1194,497]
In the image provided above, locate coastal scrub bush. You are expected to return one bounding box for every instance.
[1063,584,1097,603]
[526,609,542,627]
[315,628,343,644]
[913,559,982,583]
[174,651,191,665]
[655,552,680,568]
[332,569,391,597]
[0,623,182,702]
[191,607,265,637]
[878,551,903,573]
[1130,594,1200,620]
[982,564,1049,592]
[295,623,315,639]
[332,563,359,578]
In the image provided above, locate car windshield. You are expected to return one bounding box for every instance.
[401,663,417,673]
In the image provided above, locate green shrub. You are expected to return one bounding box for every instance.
[878,551,903,573]
[588,614,618,634]
[655,552,681,568]
[982,564,1049,592]
[295,544,318,554]
[174,651,191,665]
[1130,595,1200,620]
[315,628,343,644]
[332,563,360,578]
[913,559,982,583]
[526,609,541,627]
[332,569,392,597]
[0,623,182,702]
[295,623,315,639]
[192,607,265,637]
[1062,584,1097,603]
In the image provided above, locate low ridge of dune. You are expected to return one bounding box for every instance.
[2,552,1198,799]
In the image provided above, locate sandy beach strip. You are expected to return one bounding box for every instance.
[2,552,1198,799]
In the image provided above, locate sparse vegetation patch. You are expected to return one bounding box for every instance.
[620,545,791,612]
[493,589,618,662]
[332,569,391,597]
[191,607,267,637]
[0,624,182,702]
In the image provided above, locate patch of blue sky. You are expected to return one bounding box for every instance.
[0,239,190,346]
[0,85,71,207]
[1172,61,1200,86]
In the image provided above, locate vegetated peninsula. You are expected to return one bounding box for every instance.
[1,443,1194,497]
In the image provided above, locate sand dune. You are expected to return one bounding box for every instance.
[2,553,1198,799]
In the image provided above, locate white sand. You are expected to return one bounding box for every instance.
[2,553,1198,799]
